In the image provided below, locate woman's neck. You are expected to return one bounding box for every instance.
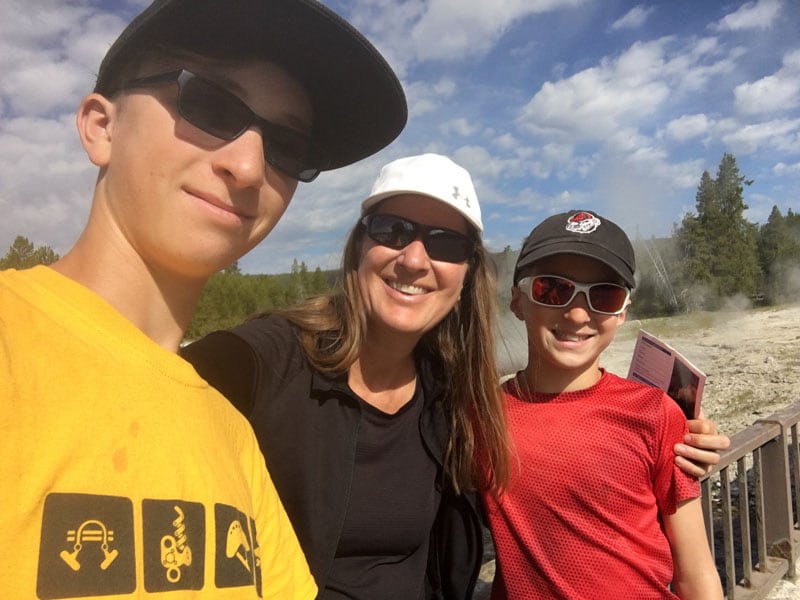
[348,335,418,414]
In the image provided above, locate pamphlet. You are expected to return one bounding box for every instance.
[626,330,705,420]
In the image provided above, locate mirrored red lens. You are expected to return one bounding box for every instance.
[588,284,628,313]
[527,276,628,314]
[531,276,575,306]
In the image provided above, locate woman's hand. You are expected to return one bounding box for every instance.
[674,412,731,478]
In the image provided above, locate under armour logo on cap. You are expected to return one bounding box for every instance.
[453,186,471,208]
[360,153,483,232]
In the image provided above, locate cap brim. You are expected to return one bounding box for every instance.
[95,0,407,171]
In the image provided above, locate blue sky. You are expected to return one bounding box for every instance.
[1,0,798,274]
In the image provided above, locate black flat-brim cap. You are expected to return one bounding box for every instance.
[94,0,407,171]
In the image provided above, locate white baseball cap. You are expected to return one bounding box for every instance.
[361,153,483,232]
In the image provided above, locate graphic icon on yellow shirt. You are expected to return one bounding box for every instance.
[225,519,251,572]
[59,519,119,571]
[38,493,135,597]
[214,503,254,589]
[143,498,204,592]
[160,505,193,583]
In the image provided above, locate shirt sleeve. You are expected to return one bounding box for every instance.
[652,392,700,515]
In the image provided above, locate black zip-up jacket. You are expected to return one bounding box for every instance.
[182,315,483,599]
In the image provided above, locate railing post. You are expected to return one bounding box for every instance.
[755,419,796,577]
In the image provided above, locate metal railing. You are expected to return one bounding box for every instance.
[701,400,800,599]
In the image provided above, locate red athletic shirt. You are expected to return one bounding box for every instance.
[483,370,699,599]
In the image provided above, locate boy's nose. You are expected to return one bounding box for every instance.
[564,292,592,321]
[215,127,267,187]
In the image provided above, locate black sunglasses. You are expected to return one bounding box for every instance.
[518,274,630,315]
[361,213,476,263]
[120,69,325,182]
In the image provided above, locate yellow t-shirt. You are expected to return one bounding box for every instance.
[0,266,316,599]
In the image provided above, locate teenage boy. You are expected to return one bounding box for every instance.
[0,0,406,598]
[483,210,723,599]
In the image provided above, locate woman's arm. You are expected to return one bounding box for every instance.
[674,411,731,478]
[663,497,724,599]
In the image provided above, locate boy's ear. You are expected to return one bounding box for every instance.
[510,287,525,321]
[617,298,631,325]
[76,93,115,168]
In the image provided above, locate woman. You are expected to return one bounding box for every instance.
[184,153,508,599]
[183,153,727,599]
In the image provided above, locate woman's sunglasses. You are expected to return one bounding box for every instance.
[361,213,476,264]
[517,274,630,315]
[120,69,325,182]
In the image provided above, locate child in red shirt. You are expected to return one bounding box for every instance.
[483,210,723,599]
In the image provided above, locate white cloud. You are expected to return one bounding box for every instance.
[516,32,763,161]
[773,161,800,176]
[735,75,800,115]
[3,62,90,116]
[663,114,712,142]
[0,3,127,118]
[492,133,519,151]
[0,2,88,47]
[734,49,800,115]
[710,0,783,32]
[0,114,95,253]
[404,77,457,117]
[670,38,743,93]
[720,117,800,154]
[452,144,507,180]
[411,0,589,61]
[440,117,480,137]
[518,39,675,139]
[350,0,588,68]
[609,4,656,31]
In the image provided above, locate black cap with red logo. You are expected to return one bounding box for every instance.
[513,210,636,288]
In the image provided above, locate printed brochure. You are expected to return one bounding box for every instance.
[627,330,705,420]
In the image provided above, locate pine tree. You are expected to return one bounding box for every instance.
[759,206,800,303]
[674,153,761,308]
[0,236,59,269]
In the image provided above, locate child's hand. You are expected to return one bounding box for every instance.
[674,413,731,477]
